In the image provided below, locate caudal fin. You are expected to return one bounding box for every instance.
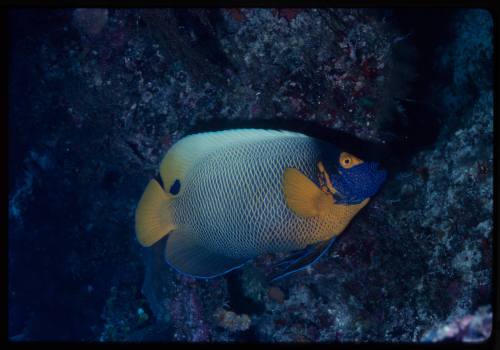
[135,179,175,247]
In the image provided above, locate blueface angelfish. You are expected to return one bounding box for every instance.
[135,129,387,280]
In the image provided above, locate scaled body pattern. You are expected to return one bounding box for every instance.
[135,129,386,279]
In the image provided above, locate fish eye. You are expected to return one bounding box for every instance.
[339,152,363,169]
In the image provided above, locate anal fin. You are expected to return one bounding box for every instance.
[165,229,251,279]
[268,237,337,282]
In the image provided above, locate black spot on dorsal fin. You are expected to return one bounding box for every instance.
[169,179,181,195]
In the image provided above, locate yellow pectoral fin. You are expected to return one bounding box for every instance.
[283,168,334,217]
[135,179,175,247]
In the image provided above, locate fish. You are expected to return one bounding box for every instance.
[135,129,387,280]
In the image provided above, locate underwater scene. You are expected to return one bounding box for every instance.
[8,8,494,343]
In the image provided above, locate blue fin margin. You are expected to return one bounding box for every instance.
[164,256,252,280]
[268,237,337,282]
[162,230,336,281]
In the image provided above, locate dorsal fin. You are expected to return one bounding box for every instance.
[160,129,308,196]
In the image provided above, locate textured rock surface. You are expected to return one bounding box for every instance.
[421,305,492,343]
[8,8,493,342]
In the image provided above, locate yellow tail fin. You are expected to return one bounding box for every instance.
[135,179,175,247]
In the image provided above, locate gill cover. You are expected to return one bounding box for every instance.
[282,166,370,232]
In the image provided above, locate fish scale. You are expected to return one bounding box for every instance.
[171,136,327,259]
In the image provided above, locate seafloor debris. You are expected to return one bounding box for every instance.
[267,287,285,304]
[214,308,252,332]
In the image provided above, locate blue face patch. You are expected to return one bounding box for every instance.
[330,161,387,204]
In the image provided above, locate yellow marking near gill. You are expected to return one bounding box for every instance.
[316,197,370,241]
[283,166,371,243]
[317,161,336,195]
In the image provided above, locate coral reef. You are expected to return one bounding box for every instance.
[8,8,492,343]
[100,285,151,341]
[421,305,492,343]
[123,8,494,343]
